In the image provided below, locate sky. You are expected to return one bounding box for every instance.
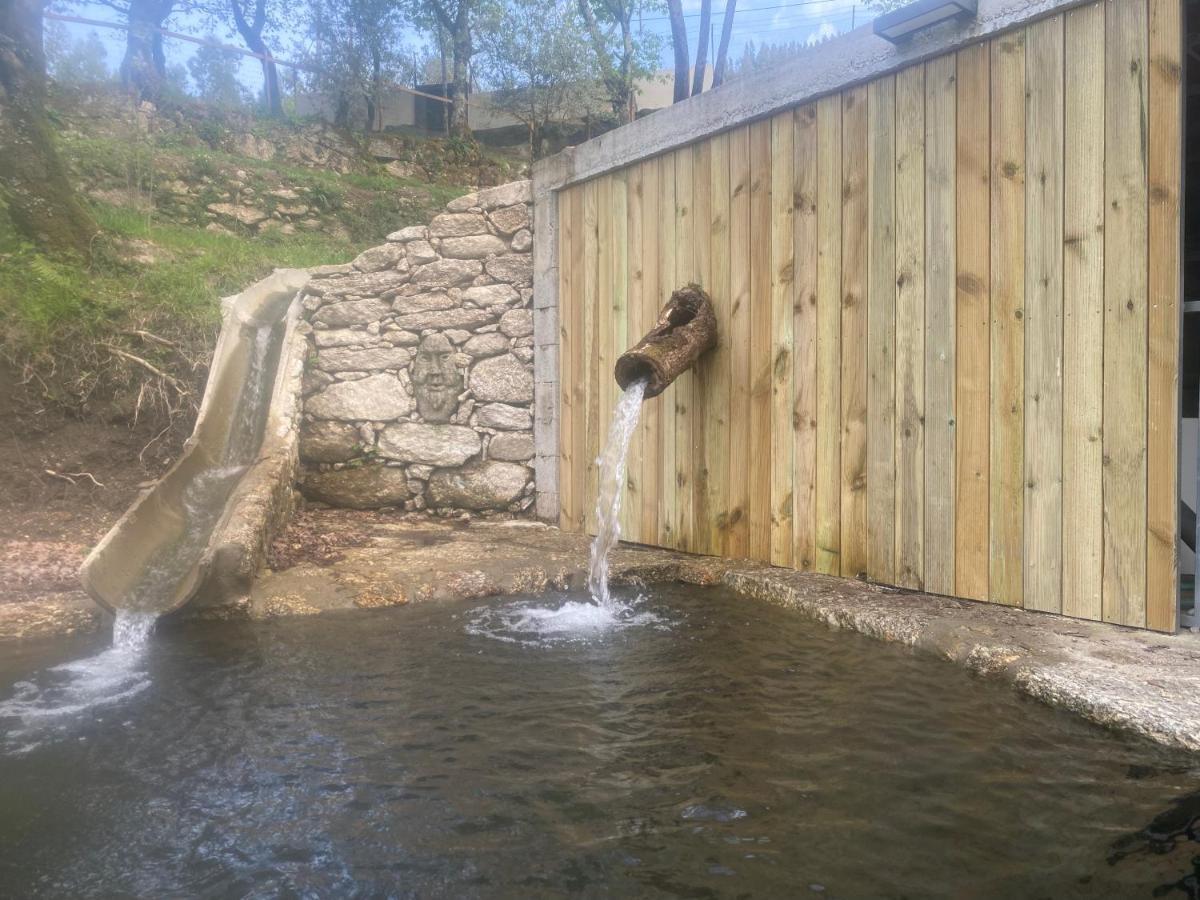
[51,0,875,96]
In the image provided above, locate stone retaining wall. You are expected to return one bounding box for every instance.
[296,180,536,515]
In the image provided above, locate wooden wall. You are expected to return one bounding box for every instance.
[556,0,1183,631]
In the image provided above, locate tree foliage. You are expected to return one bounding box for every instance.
[187,38,248,107]
[0,0,98,254]
[474,0,600,158]
[299,0,409,131]
[44,24,112,84]
[574,0,661,123]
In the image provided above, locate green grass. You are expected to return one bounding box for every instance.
[0,200,358,353]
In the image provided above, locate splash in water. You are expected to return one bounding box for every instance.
[466,379,659,646]
[0,323,286,752]
[0,612,156,754]
[587,378,648,607]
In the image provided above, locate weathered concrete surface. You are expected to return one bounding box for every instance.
[250,515,727,617]
[251,513,1200,752]
[0,597,103,641]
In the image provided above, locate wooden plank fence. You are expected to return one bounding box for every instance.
[555,0,1182,631]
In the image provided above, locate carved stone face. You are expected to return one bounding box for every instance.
[411,333,463,422]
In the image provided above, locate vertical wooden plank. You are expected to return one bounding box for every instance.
[867,78,897,585]
[691,140,714,554]
[707,134,732,557]
[749,118,774,562]
[674,148,695,552]
[1103,0,1149,627]
[578,182,600,535]
[815,94,843,575]
[1063,2,1105,621]
[1147,0,1182,632]
[771,111,796,567]
[989,30,1025,607]
[895,65,926,591]
[623,163,644,543]
[639,158,662,546]
[841,86,869,578]
[955,43,991,602]
[595,174,615,536]
[582,178,601,533]
[793,104,819,572]
[1025,15,1065,614]
[658,154,678,548]
[728,127,752,558]
[558,188,577,532]
[925,54,957,596]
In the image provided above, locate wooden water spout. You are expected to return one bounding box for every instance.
[614,285,718,399]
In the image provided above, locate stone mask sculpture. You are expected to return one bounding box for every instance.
[411,333,463,422]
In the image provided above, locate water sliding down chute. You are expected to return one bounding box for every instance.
[80,268,310,617]
[614,284,718,398]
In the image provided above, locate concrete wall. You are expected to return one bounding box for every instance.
[297,181,537,516]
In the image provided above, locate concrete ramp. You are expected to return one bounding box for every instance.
[81,268,310,617]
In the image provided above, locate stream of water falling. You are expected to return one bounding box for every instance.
[587,378,648,607]
[465,378,659,645]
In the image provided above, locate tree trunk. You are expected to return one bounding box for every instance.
[667,0,690,103]
[0,0,97,255]
[712,0,737,88]
[230,0,281,116]
[577,0,634,124]
[120,0,172,101]
[691,0,711,96]
[448,19,471,137]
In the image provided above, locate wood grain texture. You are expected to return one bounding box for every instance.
[623,163,644,543]
[707,134,732,556]
[770,111,796,567]
[988,30,1025,607]
[658,156,678,548]
[558,187,576,532]
[690,141,714,554]
[793,104,819,572]
[1103,0,1148,627]
[674,149,695,552]
[840,86,869,579]
[924,53,957,596]
[1147,0,1181,632]
[1024,15,1065,613]
[815,93,843,575]
[895,64,926,591]
[954,42,990,602]
[633,160,662,547]
[728,127,752,558]
[582,178,601,533]
[866,77,896,585]
[748,118,774,562]
[1063,1,1105,621]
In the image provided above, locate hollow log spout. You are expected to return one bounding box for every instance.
[614,284,718,399]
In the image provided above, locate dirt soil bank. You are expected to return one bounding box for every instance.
[0,369,182,637]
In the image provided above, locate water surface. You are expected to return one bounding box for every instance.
[1,584,1198,898]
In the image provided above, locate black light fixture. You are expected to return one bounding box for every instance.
[872,0,978,43]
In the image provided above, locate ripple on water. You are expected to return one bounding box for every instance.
[0,612,156,754]
[464,591,668,647]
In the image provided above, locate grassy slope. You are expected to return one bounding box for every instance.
[0,86,523,424]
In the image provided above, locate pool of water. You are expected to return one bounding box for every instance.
[1,584,1198,898]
